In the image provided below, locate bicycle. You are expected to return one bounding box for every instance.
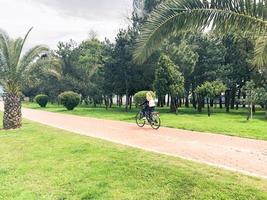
[135,106,161,130]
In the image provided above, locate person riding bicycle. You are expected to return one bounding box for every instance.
[140,92,156,121]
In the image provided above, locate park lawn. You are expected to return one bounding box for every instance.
[0,113,267,200]
[23,102,267,140]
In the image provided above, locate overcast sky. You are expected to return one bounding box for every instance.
[0,0,133,50]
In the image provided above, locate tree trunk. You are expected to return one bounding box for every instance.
[225,90,230,113]
[210,99,214,107]
[3,93,22,130]
[161,96,164,107]
[162,95,166,106]
[104,96,108,110]
[230,87,236,109]
[207,98,211,117]
[109,96,113,108]
[129,96,132,110]
[116,95,119,106]
[197,95,202,112]
[170,96,177,114]
[125,94,129,111]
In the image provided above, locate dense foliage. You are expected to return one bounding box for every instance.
[14,0,267,120]
[58,91,81,111]
[35,94,49,108]
[195,81,226,116]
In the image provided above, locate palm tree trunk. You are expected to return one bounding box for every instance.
[3,93,22,129]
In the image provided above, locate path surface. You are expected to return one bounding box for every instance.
[1,103,267,179]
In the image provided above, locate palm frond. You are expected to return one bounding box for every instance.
[0,29,11,68]
[0,28,49,94]
[43,57,63,79]
[134,0,267,63]
[27,55,63,79]
[19,45,49,73]
[253,35,267,68]
[11,27,33,71]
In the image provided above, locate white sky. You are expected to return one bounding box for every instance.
[0,0,133,50]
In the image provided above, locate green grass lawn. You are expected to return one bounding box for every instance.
[23,102,267,140]
[0,113,267,200]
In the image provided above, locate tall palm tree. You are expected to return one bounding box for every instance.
[134,0,267,67]
[0,28,48,129]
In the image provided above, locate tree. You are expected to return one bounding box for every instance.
[195,81,226,116]
[186,33,226,110]
[0,28,48,129]
[134,0,267,68]
[55,37,108,102]
[21,52,63,102]
[154,54,184,113]
[241,81,261,120]
[257,85,267,118]
[218,34,254,111]
[108,28,156,110]
[169,42,198,107]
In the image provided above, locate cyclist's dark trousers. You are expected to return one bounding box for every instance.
[142,105,149,116]
[147,107,155,120]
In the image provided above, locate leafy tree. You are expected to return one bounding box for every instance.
[241,81,262,120]
[154,54,184,113]
[78,38,112,103]
[55,37,109,102]
[185,33,226,109]
[169,42,198,107]
[111,29,134,110]
[195,81,226,116]
[218,34,254,111]
[0,28,48,129]
[134,0,267,68]
[21,53,62,102]
[107,28,156,110]
[257,85,267,118]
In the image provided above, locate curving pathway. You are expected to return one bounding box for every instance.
[0,102,267,179]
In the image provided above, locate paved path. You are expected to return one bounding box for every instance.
[1,103,267,179]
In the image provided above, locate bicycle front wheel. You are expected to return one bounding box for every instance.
[136,112,145,127]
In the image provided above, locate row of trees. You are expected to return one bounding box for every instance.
[22,1,267,114]
[0,0,266,129]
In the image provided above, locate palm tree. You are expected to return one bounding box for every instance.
[134,0,267,67]
[0,28,48,129]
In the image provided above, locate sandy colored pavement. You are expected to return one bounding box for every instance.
[0,102,267,179]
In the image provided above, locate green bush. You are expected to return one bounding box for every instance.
[134,91,156,105]
[35,94,49,108]
[58,91,81,110]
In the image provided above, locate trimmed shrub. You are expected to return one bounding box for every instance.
[133,91,156,105]
[58,91,80,110]
[35,94,49,108]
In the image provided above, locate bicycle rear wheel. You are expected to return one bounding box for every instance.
[150,113,161,130]
[136,112,145,127]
